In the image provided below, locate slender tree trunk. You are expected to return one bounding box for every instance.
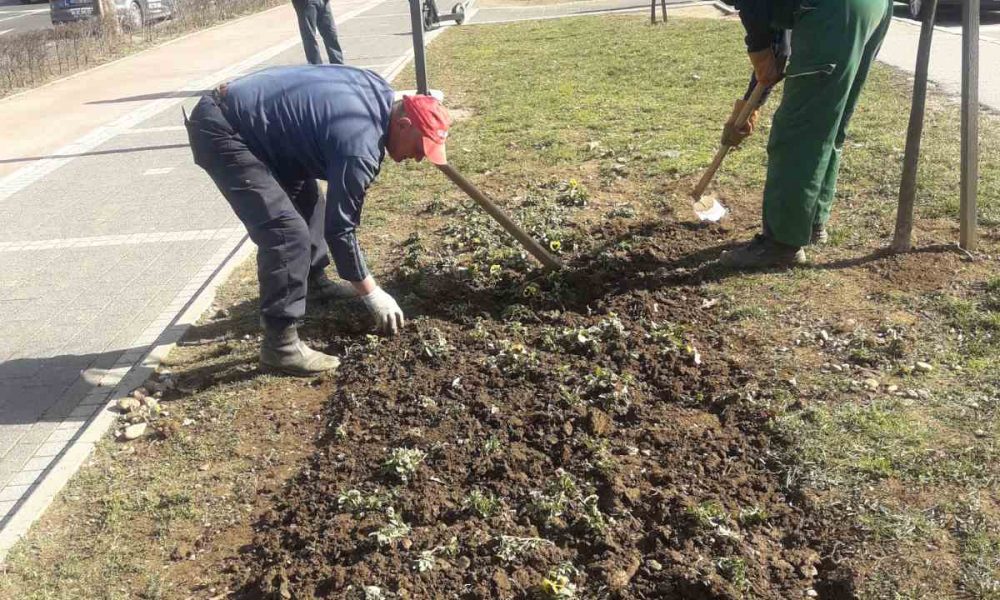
[891,0,938,252]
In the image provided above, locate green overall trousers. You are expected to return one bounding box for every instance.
[763,0,892,247]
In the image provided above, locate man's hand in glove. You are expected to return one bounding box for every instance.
[721,99,760,147]
[361,286,405,335]
[748,48,781,87]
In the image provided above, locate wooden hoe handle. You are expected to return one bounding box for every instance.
[690,82,767,201]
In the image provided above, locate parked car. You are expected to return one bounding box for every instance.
[50,0,173,29]
[902,0,1000,19]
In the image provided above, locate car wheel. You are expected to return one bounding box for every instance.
[124,0,143,30]
[909,0,923,19]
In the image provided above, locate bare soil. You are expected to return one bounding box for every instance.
[224,194,855,599]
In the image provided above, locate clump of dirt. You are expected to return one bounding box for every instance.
[230,198,843,599]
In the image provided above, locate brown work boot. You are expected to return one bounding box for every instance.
[260,322,340,376]
[307,271,357,302]
[719,234,807,269]
[811,223,829,245]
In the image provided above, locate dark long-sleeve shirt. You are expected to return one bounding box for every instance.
[221,65,395,281]
[723,0,797,51]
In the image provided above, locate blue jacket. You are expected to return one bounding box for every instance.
[222,65,395,282]
[723,0,797,51]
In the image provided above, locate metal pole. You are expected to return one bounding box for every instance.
[891,0,938,252]
[408,0,430,95]
[960,0,979,251]
[660,0,667,23]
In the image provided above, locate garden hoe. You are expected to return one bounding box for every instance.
[690,81,766,222]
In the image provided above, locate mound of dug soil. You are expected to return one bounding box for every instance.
[232,217,842,599]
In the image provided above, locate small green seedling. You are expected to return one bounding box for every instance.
[382,448,426,483]
[369,508,410,547]
[338,489,385,514]
[466,489,502,519]
[495,535,554,563]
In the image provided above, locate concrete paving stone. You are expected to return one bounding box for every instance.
[9,423,59,447]
[19,455,53,472]
[33,442,66,458]
[0,485,31,503]
[6,470,43,488]
[67,403,101,420]
[45,428,79,444]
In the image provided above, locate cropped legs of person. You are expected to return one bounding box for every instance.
[184,95,340,375]
[292,0,344,65]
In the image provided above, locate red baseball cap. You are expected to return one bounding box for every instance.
[402,94,451,165]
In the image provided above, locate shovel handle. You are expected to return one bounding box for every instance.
[437,163,564,271]
[690,82,767,201]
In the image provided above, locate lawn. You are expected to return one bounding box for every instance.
[1,10,998,600]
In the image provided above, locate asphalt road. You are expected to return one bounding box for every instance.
[0,0,51,35]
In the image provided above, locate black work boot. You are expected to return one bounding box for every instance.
[260,321,340,376]
[719,234,807,269]
[307,271,357,302]
[811,223,829,245]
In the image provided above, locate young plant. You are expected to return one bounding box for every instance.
[466,488,502,519]
[583,367,633,413]
[382,448,427,483]
[578,494,607,535]
[338,489,385,515]
[540,562,580,599]
[489,339,540,377]
[494,535,554,563]
[369,507,411,547]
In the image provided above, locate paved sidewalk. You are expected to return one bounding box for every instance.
[0,0,455,560]
[878,13,1000,111]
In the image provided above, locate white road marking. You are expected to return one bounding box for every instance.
[0,228,243,252]
[0,28,11,36]
[0,8,48,22]
[143,167,174,175]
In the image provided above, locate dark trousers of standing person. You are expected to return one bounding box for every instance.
[292,0,344,65]
[184,94,331,329]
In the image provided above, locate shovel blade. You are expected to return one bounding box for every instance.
[692,196,727,222]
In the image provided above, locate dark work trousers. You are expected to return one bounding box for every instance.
[292,0,344,65]
[184,94,330,328]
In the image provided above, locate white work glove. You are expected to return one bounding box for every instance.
[362,287,405,335]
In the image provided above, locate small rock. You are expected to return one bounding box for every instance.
[122,422,147,441]
[887,385,899,394]
[401,538,412,550]
[132,388,148,400]
[214,308,230,320]
[117,397,141,412]
[456,556,471,570]
[805,590,818,598]
[915,361,934,373]
[974,429,987,438]
[864,378,880,391]
[647,559,663,572]
[586,408,613,436]
[906,389,920,399]
[818,330,831,342]
[800,564,818,578]
[831,364,844,373]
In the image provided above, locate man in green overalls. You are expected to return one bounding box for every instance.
[719,0,893,268]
